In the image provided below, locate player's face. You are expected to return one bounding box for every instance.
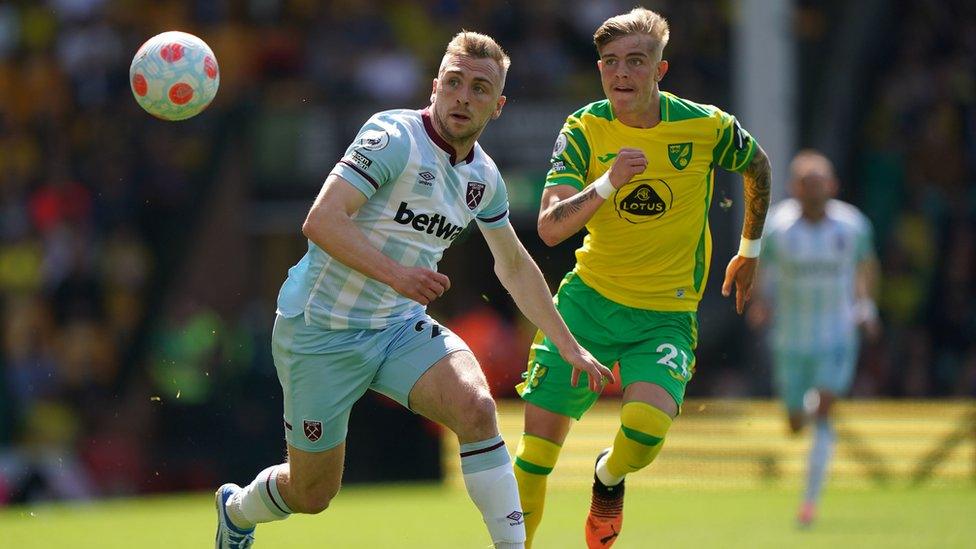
[430,55,506,144]
[598,34,668,120]
[792,165,837,210]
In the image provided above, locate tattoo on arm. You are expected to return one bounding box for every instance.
[549,187,598,223]
[742,146,771,240]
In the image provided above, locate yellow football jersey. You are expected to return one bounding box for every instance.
[546,92,757,311]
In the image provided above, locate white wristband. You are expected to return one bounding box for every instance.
[592,173,615,199]
[738,237,761,258]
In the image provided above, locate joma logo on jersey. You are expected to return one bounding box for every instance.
[394,202,464,240]
[615,179,673,224]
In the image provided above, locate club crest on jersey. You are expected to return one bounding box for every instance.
[303,419,323,442]
[466,181,486,210]
[668,142,693,170]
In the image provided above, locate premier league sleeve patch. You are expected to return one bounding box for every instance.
[357,129,390,151]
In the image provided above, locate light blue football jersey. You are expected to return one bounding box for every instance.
[277,108,510,330]
[761,199,875,351]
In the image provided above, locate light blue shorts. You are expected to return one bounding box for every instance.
[272,312,469,452]
[773,344,859,412]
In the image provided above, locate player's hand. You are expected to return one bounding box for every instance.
[722,255,758,314]
[562,346,615,393]
[608,148,648,188]
[745,300,770,330]
[860,317,882,342]
[390,266,450,305]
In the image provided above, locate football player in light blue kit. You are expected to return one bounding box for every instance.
[749,149,880,527]
[213,31,612,549]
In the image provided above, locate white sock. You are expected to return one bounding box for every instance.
[804,419,835,504]
[227,465,292,529]
[596,452,624,487]
[460,436,526,547]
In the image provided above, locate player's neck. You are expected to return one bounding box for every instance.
[614,88,662,129]
[801,207,827,222]
[423,108,478,165]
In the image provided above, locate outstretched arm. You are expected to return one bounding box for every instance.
[481,222,614,392]
[722,144,772,314]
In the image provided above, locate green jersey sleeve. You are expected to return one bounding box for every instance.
[544,118,591,191]
[712,110,757,173]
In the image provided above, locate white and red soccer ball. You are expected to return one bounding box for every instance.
[129,31,219,121]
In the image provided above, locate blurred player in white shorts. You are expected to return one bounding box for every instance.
[749,149,880,527]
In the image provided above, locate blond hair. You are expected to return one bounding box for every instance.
[790,149,836,178]
[594,7,670,58]
[439,31,511,85]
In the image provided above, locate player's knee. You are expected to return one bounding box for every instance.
[614,402,672,469]
[290,481,340,515]
[815,391,835,417]
[459,391,498,439]
[788,413,805,434]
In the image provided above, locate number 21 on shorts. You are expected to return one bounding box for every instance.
[657,343,693,381]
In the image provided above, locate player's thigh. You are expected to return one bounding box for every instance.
[773,348,816,413]
[618,312,698,413]
[272,314,380,452]
[370,314,474,412]
[522,402,574,445]
[813,344,859,397]
[406,349,493,433]
[622,382,678,418]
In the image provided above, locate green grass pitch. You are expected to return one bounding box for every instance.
[2,483,972,548]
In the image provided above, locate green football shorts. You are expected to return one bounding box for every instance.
[517,272,698,419]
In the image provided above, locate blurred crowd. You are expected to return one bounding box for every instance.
[853,0,976,398]
[0,0,972,504]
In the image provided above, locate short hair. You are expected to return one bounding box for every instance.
[790,149,836,179]
[593,7,670,58]
[439,31,511,87]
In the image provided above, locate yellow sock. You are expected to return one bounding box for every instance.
[606,402,673,478]
[513,434,562,548]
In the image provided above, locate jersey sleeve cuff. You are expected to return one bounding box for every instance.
[544,175,584,190]
[476,209,510,229]
[332,161,380,198]
[732,138,758,173]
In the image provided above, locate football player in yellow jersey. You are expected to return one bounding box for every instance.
[512,7,772,548]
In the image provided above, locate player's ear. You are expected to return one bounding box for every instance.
[827,177,839,197]
[430,78,438,104]
[492,95,506,119]
[656,60,669,82]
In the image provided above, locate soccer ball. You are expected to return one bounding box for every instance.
[129,31,219,121]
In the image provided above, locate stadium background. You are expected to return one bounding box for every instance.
[0,0,973,543]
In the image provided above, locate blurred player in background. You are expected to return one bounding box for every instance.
[748,150,880,527]
[512,7,771,548]
[212,31,612,549]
